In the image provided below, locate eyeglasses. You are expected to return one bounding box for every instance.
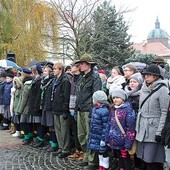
[123,69,131,72]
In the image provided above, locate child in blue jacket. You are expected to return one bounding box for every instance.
[107,88,136,170]
[1,73,14,129]
[88,90,110,170]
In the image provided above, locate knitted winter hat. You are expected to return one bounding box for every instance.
[129,72,144,85]
[111,88,127,101]
[93,90,108,103]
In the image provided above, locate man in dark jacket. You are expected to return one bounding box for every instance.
[75,54,102,170]
[67,62,83,159]
[52,62,71,158]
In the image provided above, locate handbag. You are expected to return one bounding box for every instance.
[115,110,137,155]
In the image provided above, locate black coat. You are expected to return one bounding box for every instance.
[51,73,71,114]
[28,76,42,116]
[76,71,102,112]
[0,79,6,105]
[41,74,54,111]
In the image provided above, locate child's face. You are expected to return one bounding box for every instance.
[6,77,13,83]
[43,67,50,76]
[112,97,124,106]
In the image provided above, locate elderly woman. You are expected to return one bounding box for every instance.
[135,64,170,170]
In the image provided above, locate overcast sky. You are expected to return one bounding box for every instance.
[112,0,170,43]
[50,0,170,43]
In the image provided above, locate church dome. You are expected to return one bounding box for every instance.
[147,17,169,39]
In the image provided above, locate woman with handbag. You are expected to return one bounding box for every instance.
[135,64,170,170]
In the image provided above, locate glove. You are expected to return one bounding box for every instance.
[62,114,68,120]
[155,135,162,143]
[100,140,106,147]
[70,111,74,116]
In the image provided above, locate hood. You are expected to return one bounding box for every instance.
[142,78,167,92]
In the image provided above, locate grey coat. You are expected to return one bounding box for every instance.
[135,78,170,142]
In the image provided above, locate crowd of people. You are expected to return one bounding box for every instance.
[0,54,170,170]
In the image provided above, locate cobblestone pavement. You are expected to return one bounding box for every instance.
[0,130,83,170]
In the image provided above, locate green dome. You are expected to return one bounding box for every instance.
[147,17,169,39]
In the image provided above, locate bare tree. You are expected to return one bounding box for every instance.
[49,0,100,60]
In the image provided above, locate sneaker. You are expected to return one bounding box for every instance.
[12,131,20,137]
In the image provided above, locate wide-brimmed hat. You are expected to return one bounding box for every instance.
[152,56,165,64]
[142,64,162,77]
[75,53,96,65]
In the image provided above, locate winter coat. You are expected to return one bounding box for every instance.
[76,71,102,112]
[28,76,42,116]
[51,73,71,114]
[10,87,16,116]
[124,85,141,114]
[88,103,110,152]
[18,77,32,115]
[0,79,6,105]
[107,102,136,150]
[135,78,170,142]
[3,81,13,106]
[13,87,22,115]
[40,74,54,111]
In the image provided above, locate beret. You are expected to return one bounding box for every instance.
[22,68,32,74]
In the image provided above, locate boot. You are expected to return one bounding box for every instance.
[10,126,16,134]
[7,124,14,133]
[12,131,20,137]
